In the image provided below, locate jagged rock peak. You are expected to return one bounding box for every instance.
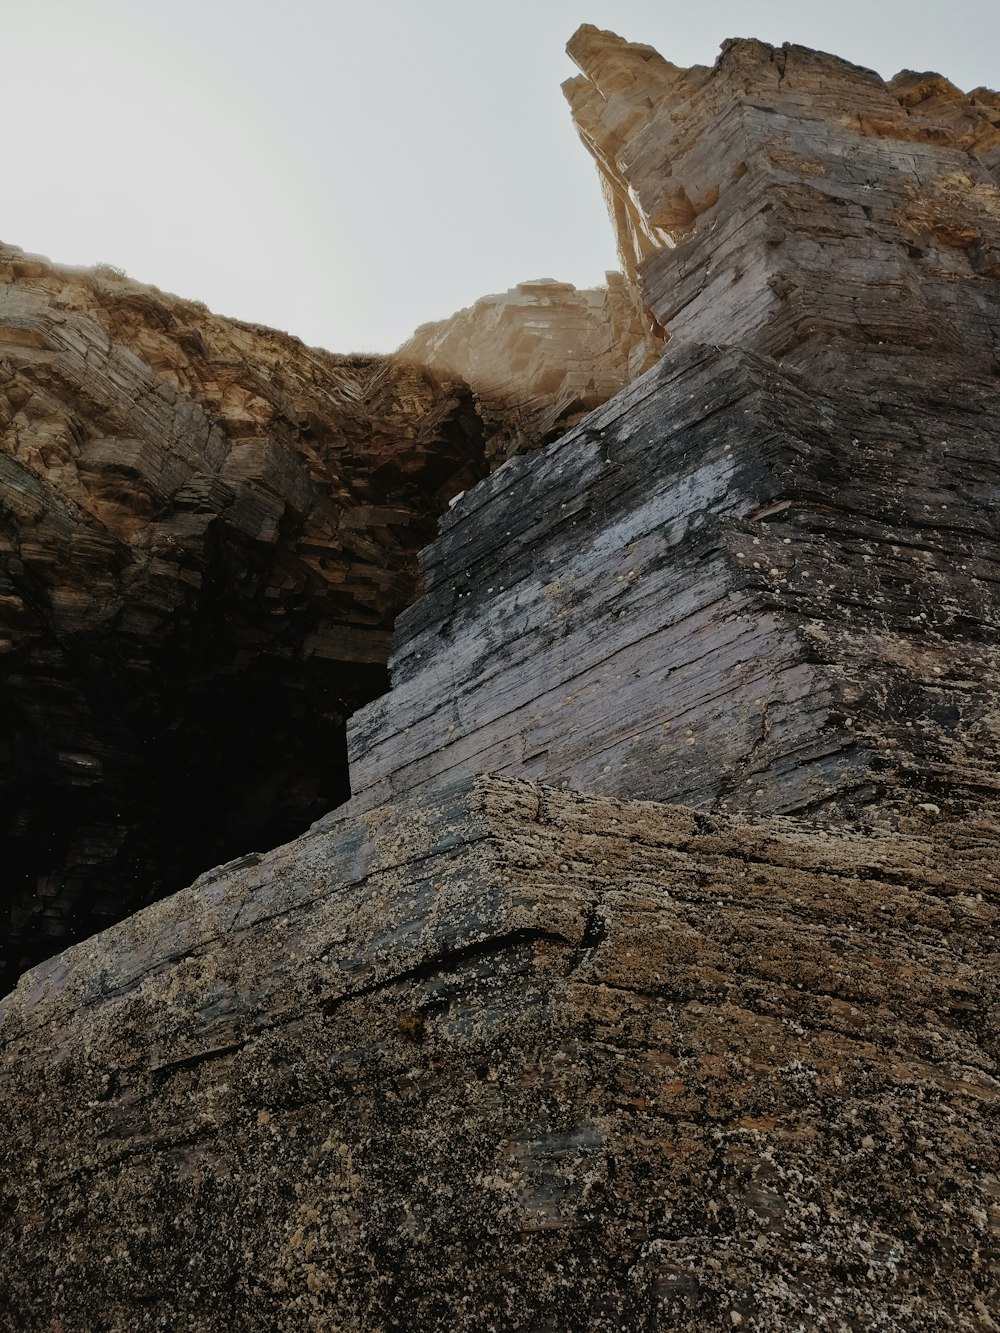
[564,25,1000,382]
[398,273,661,464]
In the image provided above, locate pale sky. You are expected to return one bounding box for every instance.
[5,0,998,352]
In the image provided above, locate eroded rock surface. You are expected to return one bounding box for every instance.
[4,27,1000,1333]
[400,274,662,463]
[349,342,1000,822]
[564,25,1000,387]
[0,246,485,990]
[2,777,998,1329]
[350,34,1000,825]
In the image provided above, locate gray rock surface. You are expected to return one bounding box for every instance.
[3,27,1000,1333]
[349,339,1000,823]
[350,33,1000,826]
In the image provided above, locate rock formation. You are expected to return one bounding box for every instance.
[3,26,1000,1332]
[351,33,1000,825]
[400,274,662,463]
[0,247,485,990]
[3,776,999,1329]
[563,23,1000,376]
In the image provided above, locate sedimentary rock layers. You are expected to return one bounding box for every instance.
[349,33,1000,825]
[348,344,1000,821]
[2,776,998,1329]
[4,27,1000,1330]
[0,245,485,990]
[565,27,1000,388]
[400,275,662,463]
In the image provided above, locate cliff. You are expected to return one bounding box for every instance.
[350,34,1000,826]
[3,25,1000,1333]
[0,247,484,989]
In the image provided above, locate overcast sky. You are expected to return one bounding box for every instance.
[6,1,998,352]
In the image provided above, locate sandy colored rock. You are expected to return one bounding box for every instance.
[565,27,1000,387]
[400,274,662,463]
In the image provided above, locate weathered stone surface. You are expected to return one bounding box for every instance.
[400,274,662,463]
[3,776,999,1329]
[349,34,1000,825]
[4,27,1000,1333]
[0,245,485,991]
[564,26,1000,389]
[348,341,1000,822]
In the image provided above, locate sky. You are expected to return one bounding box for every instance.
[5,0,998,353]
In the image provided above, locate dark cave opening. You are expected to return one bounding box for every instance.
[0,647,388,995]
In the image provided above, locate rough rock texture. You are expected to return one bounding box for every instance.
[0,246,485,991]
[350,35,1000,825]
[400,275,662,463]
[564,25,1000,388]
[348,342,1000,822]
[4,28,1000,1333]
[3,777,1000,1329]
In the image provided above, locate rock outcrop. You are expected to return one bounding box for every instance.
[3,26,1000,1333]
[564,25,1000,388]
[0,247,485,991]
[3,776,999,1329]
[400,274,662,463]
[350,33,1000,826]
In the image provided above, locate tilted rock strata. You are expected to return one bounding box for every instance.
[400,275,662,463]
[5,28,1000,1333]
[349,343,1000,822]
[349,36,1000,825]
[2,776,998,1329]
[565,26,1000,387]
[0,244,485,990]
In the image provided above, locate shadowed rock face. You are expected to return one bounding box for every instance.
[0,247,486,991]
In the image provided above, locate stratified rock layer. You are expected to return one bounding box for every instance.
[400,275,662,462]
[564,26,1000,387]
[349,338,1000,821]
[350,35,1000,824]
[4,29,1000,1333]
[2,776,998,1330]
[0,246,485,990]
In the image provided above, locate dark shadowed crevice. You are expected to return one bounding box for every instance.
[0,262,488,994]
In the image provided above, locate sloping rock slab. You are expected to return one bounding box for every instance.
[2,776,999,1328]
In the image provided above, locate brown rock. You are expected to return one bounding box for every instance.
[400,274,663,463]
[0,245,485,990]
[2,776,998,1328]
[4,27,1000,1333]
[565,27,1000,388]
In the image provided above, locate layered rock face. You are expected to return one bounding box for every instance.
[0,247,485,990]
[350,34,1000,825]
[3,27,1000,1333]
[564,23,1000,385]
[401,274,662,462]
